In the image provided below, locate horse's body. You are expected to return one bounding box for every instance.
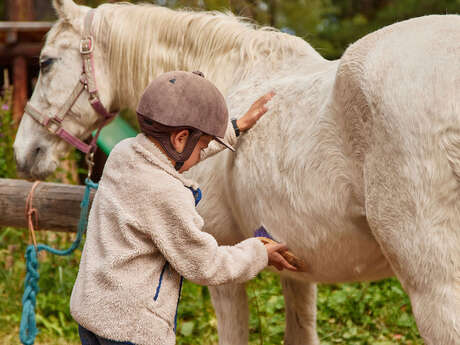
[13,1,460,344]
[194,58,392,282]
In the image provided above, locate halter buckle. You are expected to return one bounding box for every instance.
[85,151,95,179]
[80,36,94,54]
[45,118,62,134]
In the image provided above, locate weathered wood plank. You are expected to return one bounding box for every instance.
[0,179,96,232]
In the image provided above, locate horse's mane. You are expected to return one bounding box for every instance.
[95,3,322,108]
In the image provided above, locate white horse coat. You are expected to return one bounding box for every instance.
[13,1,460,344]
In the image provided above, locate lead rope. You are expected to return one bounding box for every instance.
[19,178,98,345]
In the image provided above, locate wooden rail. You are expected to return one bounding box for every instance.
[0,178,95,232]
[0,22,53,30]
[0,43,43,59]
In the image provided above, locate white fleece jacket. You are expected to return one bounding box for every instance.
[70,125,268,345]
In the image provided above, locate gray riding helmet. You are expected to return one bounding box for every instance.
[136,71,234,169]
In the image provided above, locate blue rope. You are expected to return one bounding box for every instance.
[19,178,98,345]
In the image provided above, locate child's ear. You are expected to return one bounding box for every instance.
[170,130,189,153]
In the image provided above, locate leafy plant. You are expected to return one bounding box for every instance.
[0,86,16,178]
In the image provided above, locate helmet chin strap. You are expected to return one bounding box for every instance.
[171,131,201,171]
[138,116,203,171]
[174,161,184,171]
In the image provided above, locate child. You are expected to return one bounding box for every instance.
[70,71,295,345]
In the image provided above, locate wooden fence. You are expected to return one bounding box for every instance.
[0,178,95,232]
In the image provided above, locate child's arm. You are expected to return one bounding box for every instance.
[200,91,275,161]
[143,187,269,286]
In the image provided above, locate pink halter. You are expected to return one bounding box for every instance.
[24,9,116,156]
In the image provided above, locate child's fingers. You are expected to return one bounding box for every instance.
[256,92,275,115]
[260,239,302,271]
[285,262,298,272]
[254,91,275,108]
[267,243,289,253]
[272,262,283,271]
[259,91,275,106]
[275,252,297,271]
[269,252,297,271]
[263,90,275,100]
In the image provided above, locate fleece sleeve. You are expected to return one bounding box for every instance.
[200,121,237,161]
[140,187,267,286]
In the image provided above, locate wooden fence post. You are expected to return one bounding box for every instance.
[7,0,35,125]
[12,56,28,126]
[0,179,96,232]
[7,0,35,22]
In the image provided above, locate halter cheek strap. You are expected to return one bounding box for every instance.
[24,9,116,155]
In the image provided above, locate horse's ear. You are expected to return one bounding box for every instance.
[52,0,83,21]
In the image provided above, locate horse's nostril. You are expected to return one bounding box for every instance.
[17,145,44,174]
[34,146,46,158]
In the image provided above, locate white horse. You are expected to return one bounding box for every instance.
[13,1,460,344]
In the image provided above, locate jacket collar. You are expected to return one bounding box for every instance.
[132,133,200,190]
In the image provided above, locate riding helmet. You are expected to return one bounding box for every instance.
[136,71,234,170]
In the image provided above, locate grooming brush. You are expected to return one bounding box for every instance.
[254,225,307,272]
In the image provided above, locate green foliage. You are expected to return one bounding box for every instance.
[0,227,82,345]
[1,222,423,345]
[176,283,218,345]
[312,0,460,58]
[318,280,422,344]
[174,270,423,344]
[0,87,16,178]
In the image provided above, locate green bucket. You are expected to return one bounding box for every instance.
[94,116,138,155]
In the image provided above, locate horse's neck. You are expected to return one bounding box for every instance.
[97,3,324,111]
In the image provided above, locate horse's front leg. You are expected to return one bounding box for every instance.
[209,283,249,345]
[282,278,319,345]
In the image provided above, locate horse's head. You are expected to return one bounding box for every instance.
[14,0,113,179]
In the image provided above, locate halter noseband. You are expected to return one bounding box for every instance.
[24,9,116,155]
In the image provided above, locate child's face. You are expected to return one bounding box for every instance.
[174,133,212,173]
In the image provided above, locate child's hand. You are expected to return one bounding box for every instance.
[237,91,275,132]
[259,238,298,271]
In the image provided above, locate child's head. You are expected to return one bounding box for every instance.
[136,71,234,172]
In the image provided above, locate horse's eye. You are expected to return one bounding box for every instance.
[39,57,55,73]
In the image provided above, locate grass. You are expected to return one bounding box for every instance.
[0,230,423,345]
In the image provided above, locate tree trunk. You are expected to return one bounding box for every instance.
[7,0,35,21]
[7,0,35,125]
[0,179,96,232]
[268,0,277,27]
[12,56,28,125]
